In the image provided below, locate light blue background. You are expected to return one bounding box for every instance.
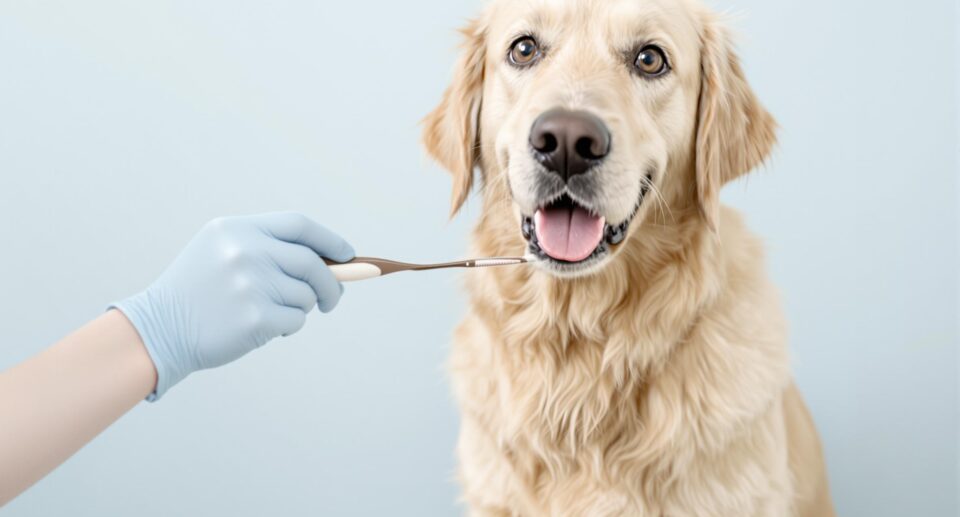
[0,1,956,516]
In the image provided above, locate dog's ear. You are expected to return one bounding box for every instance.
[695,16,777,231]
[422,19,486,217]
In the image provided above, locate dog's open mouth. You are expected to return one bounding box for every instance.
[522,194,631,266]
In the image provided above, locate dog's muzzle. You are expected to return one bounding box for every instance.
[522,109,615,264]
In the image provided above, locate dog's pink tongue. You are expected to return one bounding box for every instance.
[535,205,605,262]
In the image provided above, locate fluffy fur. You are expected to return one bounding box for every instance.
[423,0,834,515]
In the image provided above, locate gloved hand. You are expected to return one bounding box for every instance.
[111,212,354,400]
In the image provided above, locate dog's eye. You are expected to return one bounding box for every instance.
[509,37,541,67]
[635,46,668,77]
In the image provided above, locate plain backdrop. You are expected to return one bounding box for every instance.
[0,1,957,515]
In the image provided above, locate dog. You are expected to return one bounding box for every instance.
[422,0,835,515]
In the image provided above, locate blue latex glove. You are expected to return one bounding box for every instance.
[111,212,354,400]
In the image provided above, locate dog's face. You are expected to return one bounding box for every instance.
[424,0,776,277]
[482,0,703,276]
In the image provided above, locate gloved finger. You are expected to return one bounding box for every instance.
[257,212,355,263]
[264,305,308,338]
[268,240,344,313]
[269,273,318,313]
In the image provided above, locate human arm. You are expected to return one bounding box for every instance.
[0,311,155,505]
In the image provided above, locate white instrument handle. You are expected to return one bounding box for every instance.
[328,262,383,282]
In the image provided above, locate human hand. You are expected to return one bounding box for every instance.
[112,212,354,400]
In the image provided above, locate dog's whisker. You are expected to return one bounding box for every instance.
[641,174,673,225]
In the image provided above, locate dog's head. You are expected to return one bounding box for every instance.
[424,0,776,277]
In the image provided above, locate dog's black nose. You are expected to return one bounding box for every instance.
[529,108,610,181]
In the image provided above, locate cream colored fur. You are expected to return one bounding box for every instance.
[423,0,835,515]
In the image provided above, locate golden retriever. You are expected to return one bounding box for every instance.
[422,0,835,515]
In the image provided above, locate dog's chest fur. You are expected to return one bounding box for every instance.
[450,208,795,516]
